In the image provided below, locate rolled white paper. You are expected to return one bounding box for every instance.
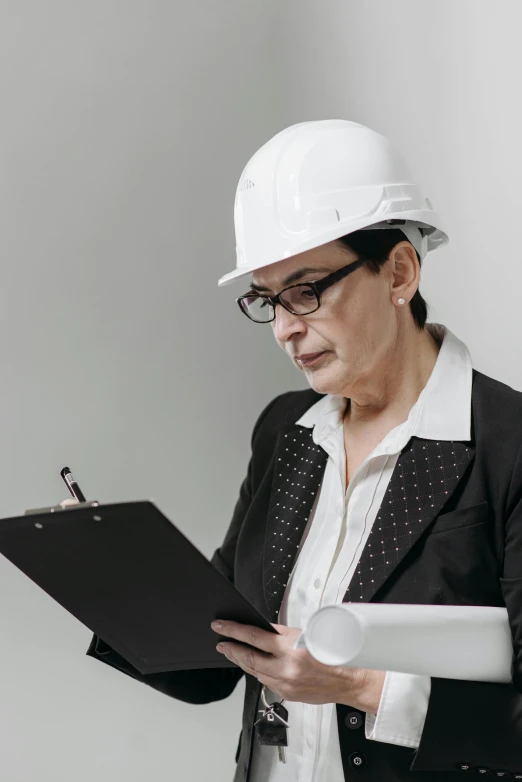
[293,603,513,683]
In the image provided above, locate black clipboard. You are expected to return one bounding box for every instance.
[0,500,278,674]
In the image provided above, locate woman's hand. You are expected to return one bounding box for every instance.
[211,619,385,711]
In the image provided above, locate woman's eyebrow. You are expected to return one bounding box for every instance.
[250,266,331,292]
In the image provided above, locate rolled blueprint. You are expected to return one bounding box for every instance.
[294,603,513,683]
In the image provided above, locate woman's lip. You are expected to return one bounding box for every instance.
[295,351,328,366]
[296,352,324,360]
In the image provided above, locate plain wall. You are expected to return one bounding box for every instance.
[0,2,298,781]
[1,0,521,780]
[279,0,522,389]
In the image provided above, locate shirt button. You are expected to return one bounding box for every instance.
[314,578,321,589]
[348,752,367,770]
[456,763,473,772]
[344,711,363,729]
[475,769,491,776]
[493,772,509,778]
[306,735,314,749]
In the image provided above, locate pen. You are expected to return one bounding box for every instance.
[60,466,87,503]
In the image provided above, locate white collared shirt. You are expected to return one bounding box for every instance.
[249,323,473,782]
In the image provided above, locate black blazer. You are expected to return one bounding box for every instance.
[87,368,522,782]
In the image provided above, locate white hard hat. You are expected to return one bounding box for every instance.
[217,119,448,287]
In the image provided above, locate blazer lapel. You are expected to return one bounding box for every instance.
[263,424,328,622]
[344,436,474,604]
[262,426,474,621]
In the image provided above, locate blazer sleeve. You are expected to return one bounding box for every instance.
[85,392,286,704]
[410,442,522,775]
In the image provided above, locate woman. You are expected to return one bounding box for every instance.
[83,120,522,782]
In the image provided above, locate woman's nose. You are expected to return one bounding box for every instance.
[272,304,306,342]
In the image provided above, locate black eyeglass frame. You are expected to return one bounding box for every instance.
[236,258,370,323]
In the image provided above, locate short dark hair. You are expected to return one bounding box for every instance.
[334,228,428,330]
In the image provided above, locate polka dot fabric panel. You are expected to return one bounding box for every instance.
[344,437,474,604]
[263,427,328,620]
[263,429,473,621]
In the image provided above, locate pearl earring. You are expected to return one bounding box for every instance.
[398,297,405,305]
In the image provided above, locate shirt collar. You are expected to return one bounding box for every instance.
[295,323,472,445]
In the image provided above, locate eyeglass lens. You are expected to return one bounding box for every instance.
[242,285,319,322]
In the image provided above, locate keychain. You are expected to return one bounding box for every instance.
[254,685,290,763]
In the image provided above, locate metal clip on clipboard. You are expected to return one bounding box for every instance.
[24,501,100,516]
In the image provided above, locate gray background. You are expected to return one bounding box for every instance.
[1,1,521,780]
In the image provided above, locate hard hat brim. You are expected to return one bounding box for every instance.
[217,215,449,287]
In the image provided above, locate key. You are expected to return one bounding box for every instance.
[254,688,290,764]
[255,703,289,757]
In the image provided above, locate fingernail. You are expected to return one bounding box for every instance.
[217,644,224,652]
[212,621,223,631]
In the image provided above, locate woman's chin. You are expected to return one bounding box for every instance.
[305,368,337,394]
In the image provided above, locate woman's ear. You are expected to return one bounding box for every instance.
[389,242,419,301]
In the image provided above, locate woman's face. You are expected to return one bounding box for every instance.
[250,239,417,398]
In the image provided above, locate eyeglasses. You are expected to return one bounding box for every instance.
[236,258,369,323]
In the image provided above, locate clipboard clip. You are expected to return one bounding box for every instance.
[24,501,100,516]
